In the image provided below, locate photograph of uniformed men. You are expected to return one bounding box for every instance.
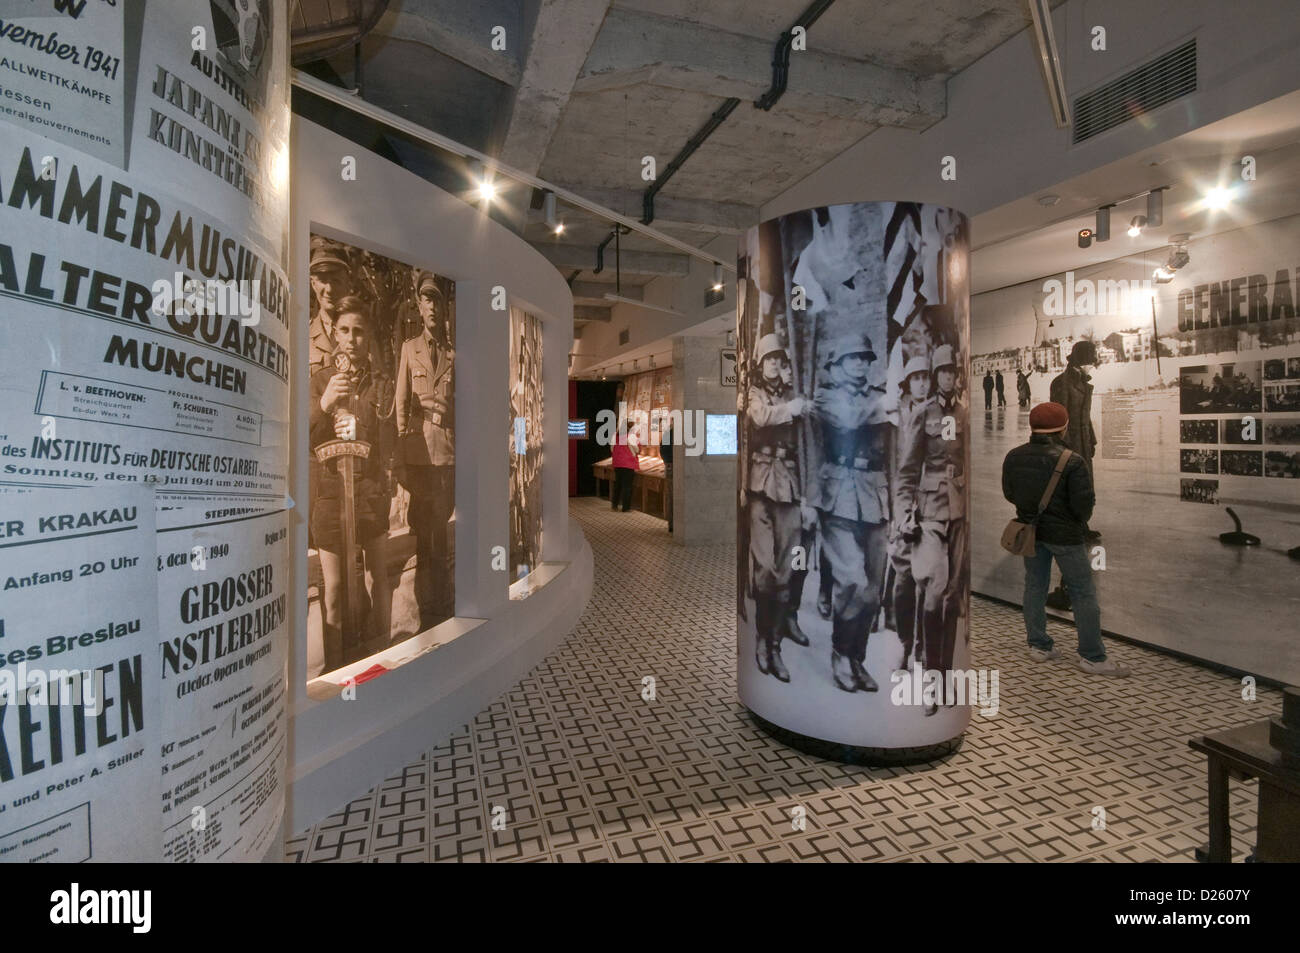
[306,233,456,679]
[509,307,544,582]
[737,202,970,722]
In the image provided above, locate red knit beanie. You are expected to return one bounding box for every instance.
[1029,401,1069,433]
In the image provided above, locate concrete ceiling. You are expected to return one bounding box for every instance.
[295,0,1054,321]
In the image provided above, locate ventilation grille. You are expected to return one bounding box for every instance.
[703,287,725,308]
[1073,40,1196,144]
[618,328,630,345]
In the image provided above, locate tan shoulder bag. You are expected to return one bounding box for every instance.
[1000,449,1073,556]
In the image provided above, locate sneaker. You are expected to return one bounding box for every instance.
[1028,646,1062,662]
[1078,655,1131,677]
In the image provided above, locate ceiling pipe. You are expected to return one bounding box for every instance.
[641,97,739,225]
[754,0,837,111]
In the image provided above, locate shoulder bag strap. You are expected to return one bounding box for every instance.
[1035,449,1073,516]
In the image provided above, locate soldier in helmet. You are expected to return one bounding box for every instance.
[745,334,807,682]
[890,353,931,672]
[898,344,967,714]
[813,332,891,693]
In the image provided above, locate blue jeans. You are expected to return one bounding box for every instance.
[1022,541,1106,662]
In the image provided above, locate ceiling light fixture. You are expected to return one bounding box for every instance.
[602,293,684,317]
[1038,194,1060,207]
[543,190,564,235]
[1077,228,1093,249]
[1095,204,1113,242]
[471,160,495,202]
[1127,215,1147,238]
[1204,186,1232,211]
[1147,187,1165,228]
[1154,235,1191,283]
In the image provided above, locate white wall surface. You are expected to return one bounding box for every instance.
[286,118,591,832]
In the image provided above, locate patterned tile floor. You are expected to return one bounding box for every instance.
[287,497,1280,863]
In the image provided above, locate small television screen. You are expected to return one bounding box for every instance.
[705,413,737,455]
[568,419,589,439]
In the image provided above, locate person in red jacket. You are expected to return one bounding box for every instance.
[611,416,641,511]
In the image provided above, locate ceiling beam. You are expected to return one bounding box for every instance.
[499,0,612,174]
[575,7,945,129]
[371,1,521,86]
[573,305,612,322]
[534,243,691,276]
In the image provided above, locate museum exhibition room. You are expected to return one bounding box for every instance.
[1,0,1299,905]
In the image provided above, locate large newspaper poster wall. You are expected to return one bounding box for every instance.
[0,1,290,860]
[970,215,1300,684]
[0,487,159,862]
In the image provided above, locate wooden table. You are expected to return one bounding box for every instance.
[1188,718,1300,862]
[592,462,667,519]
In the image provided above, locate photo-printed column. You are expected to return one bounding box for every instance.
[737,202,973,756]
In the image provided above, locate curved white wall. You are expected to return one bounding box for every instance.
[285,118,591,833]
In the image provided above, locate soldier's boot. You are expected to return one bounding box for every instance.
[781,585,810,646]
[920,605,945,715]
[849,658,878,693]
[765,599,791,683]
[895,586,917,671]
[753,598,771,675]
[831,648,857,693]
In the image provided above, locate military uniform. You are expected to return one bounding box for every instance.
[396,320,455,624]
[889,355,931,670]
[813,333,891,693]
[897,345,966,708]
[746,335,803,682]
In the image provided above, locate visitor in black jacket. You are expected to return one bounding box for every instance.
[1001,402,1129,676]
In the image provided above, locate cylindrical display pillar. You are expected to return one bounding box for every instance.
[736,202,971,762]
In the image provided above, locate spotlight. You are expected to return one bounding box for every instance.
[1204,186,1232,211]
[1095,205,1113,242]
[1153,267,1175,284]
[1147,187,1165,228]
[1077,228,1093,249]
[471,160,495,202]
[1167,246,1190,271]
[711,263,723,292]
[1127,215,1147,238]
[543,190,564,235]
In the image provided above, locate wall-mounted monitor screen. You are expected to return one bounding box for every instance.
[706,413,737,455]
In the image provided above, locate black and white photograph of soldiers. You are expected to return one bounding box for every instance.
[1265,419,1300,444]
[1180,478,1219,503]
[1179,448,1219,474]
[306,233,456,680]
[1265,450,1300,478]
[1180,419,1218,444]
[1220,450,1263,476]
[737,201,971,741]
[509,307,544,583]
